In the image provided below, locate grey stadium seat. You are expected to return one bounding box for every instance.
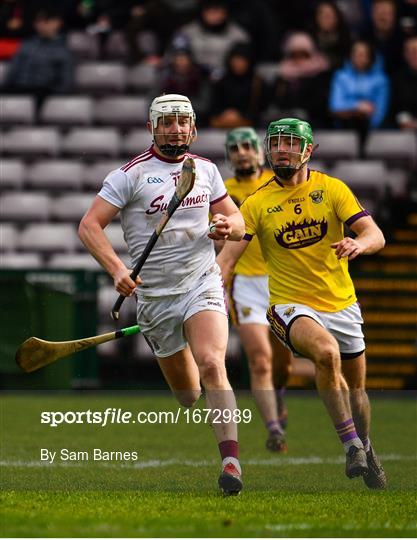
[0,61,9,87]
[128,63,157,93]
[75,62,127,93]
[216,161,233,180]
[2,128,61,157]
[0,159,26,189]
[122,129,151,156]
[67,31,99,60]
[385,169,409,198]
[1,223,18,250]
[103,223,129,252]
[0,95,35,124]
[314,131,359,160]
[63,128,121,157]
[18,223,78,252]
[331,160,387,197]
[95,96,148,126]
[51,193,94,221]
[27,160,84,190]
[0,252,43,268]
[189,129,228,160]
[0,192,51,221]
[48,253,101,270]
[83,160,122,189]
[40,96,94,125]
[365,131,417,165]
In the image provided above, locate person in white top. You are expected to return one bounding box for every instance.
[79,94,245,495]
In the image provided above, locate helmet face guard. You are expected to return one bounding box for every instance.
[265,118,313,180]
[149,94,196,157]
[225,127,263,177]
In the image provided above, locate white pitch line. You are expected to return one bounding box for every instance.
[0,454,415,470]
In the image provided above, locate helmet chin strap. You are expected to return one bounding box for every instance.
[158,143,189,157]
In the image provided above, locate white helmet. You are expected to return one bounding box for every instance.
[149,94,195,129]
[149,94,196,157]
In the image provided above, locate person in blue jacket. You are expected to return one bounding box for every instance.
[329,39,389,146]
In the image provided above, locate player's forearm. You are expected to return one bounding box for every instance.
[227,211,245,241]
[355,228,385,255]
[78,219,126,277]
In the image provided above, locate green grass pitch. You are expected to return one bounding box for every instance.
[0,392,416,537]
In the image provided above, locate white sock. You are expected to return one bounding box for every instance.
[222,457,241,474]
[343,436,364,453]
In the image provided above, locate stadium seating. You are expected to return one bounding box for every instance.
[95,96,149,126]
[0,252,43,268]
[122,129,151,156]
[51,193,94,221]
[40,96,94,125]
[48,253,101,269]
[0,61,9,86]
[314,130,359,160]
[27,160,85,190]
[62,128,121,157]
[103,223,129,253]
[2,127,61,156]
[0,96,35,125]
[127,63,157,93]
[67,31,99,60]
[0,159,26,189]
[75,62,128,93]
[365,131,417,165]
[190,129,228,160]
[83,160,123,189]
[0,223,18,251]
[18,223,79,252]
[0,192,51,221]
[331,160,387,197]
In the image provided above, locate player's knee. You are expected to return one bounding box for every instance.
[175,389,201,408]
[199,356,226,386]
[314,343,340,372]
[249,354,272,379]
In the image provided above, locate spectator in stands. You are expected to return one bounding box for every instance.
[329,39,389,147]
[309,1,352,69]
[209,43,267,128]
[173,0,250,78]
[155,45,212,125]
[228,0,278,61]
[266,32,332,127]
[4,10,73,106]
[390,34,417,130]
[0,0,33,60]
[365,0,404,73]
[124,1,174,64]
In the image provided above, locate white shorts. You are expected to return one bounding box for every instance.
[136,266,228,358]
[267,302,365,359]
[229,274,269,326]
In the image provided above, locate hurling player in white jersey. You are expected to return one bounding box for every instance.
[79,94,245,495]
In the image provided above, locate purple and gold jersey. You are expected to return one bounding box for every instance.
[240,170,370,312]
[224,169,273,276]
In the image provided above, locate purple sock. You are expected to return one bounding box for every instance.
[335,418,363,452]
[266,420,283,434]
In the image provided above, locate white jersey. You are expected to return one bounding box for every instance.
[98,146,227,296]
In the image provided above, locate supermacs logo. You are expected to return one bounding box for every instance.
[274,218,328,249]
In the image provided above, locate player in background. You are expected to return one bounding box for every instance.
[217,118,387,489]
[221,127,292,452]
[79,94,245,495]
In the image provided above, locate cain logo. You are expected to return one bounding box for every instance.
[274,218,328,249]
